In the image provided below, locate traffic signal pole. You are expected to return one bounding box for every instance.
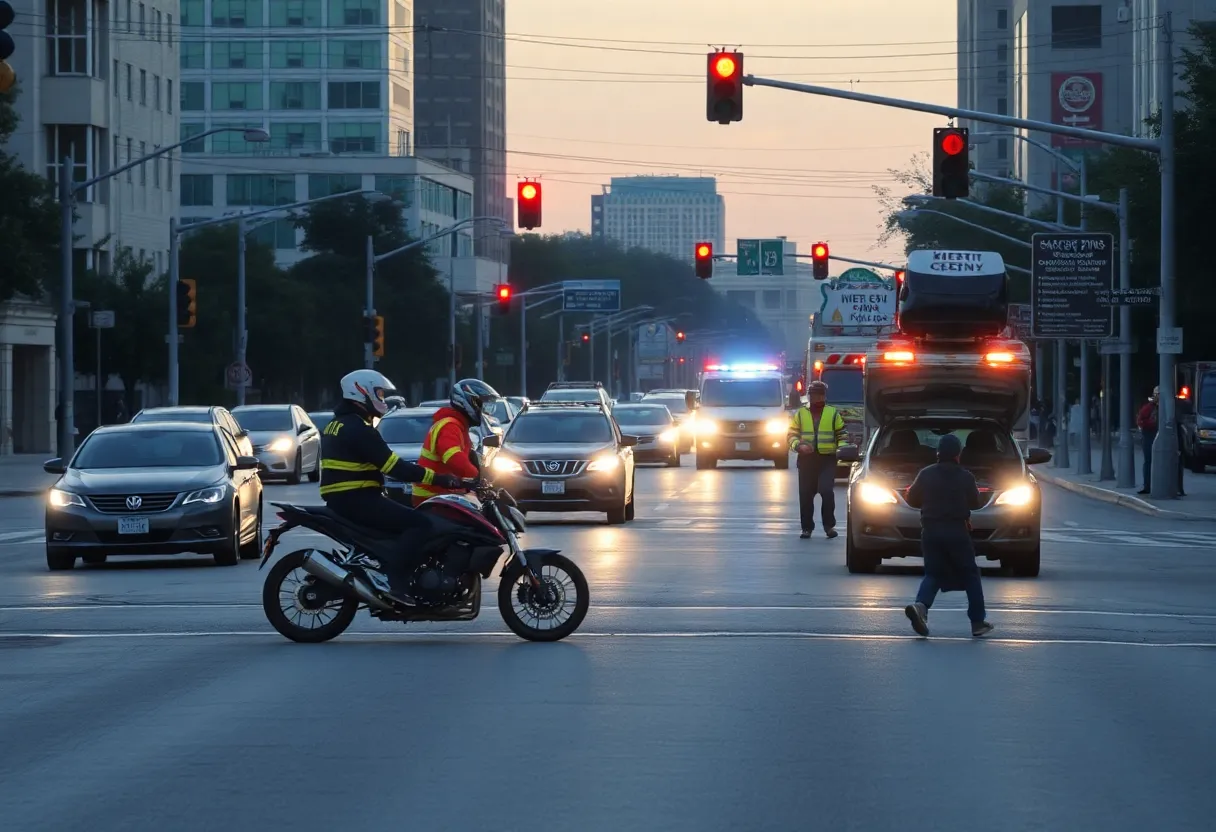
[168,218,180,405]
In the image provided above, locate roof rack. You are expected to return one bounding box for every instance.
[521,400,607,412]
[545,381,603,389]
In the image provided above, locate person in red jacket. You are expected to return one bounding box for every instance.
[412,378,499,505]
[1136,386,1159,494]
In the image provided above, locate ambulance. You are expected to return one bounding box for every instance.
[689,363,791,470]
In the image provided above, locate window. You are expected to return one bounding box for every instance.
[328,0,377,25]
[269,121,322,150]
[374,174,414,205]
[308,173,361,199]
[396,129,408,155]
[181,122,207,153]
[140,69,147,104]
[227,173,296,206]
[153,153,161,187]
[391,82,410,109]
[997,138,1008,160]
[212,81,263,110]
[138,141,147,184]
[785,290,798,307]
[270,41,321,68]
[180,0,203,26]
[997,69,1007,85]
[1052,5,1102,49]
[113,59,119,94]
[762,290,782,310]
[154,9,161,41]
[126,63,133,99]
[996,97,1008,115]
[269,81,321,109]
[167,153,173,190]
[327,81,379,108]
[166,13,173,45]
[997,8,1008,29]
[139,2,146,35]
[269,0,321,26]
[996,43,1008,63]
[126,137,133,181]
[180,81,205,110]
[112,134,119,168]
[213,41,263,69]
[125,0,132,31]
[213,125,266,153]
[456,190,471,219]
[250,219,298,250]
[167,79,174,113]
[47,0,90,76]
[153,74,161,108]
[181,41,205,69]
[180,174,214,206]
[328,40,379,69]
[213,0,261,27]
[44,125,90,193]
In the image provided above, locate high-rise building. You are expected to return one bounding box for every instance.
[591,177,726,263]
[1131,1,1216,136]
[957,1,1014,175]
[413,0,508,263]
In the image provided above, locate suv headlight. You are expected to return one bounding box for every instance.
[658,428,679,443]
[48,488,85,508]
[183,486,227,505]
[492,456,522,473]
[587,454,619,472]
[858,481,898,505]
[696,420,718,435]
[267,436,293,452]
[994,485,1033,507]
[765,419,786,435]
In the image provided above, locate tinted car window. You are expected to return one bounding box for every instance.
[133,410,212,424]
[233,408,294,431]
[819,368,864,403]
[378,416,432,444]
[874,422,1019,461]
[613,406,672,425]
[508,413,613,443]
[74,429,223,469]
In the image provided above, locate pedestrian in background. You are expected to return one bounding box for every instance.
[903,434,993,639]
[1136,387,1158,494]
[787,380,847,540]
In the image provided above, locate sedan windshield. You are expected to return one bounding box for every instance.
[613,406,672,426]
[378,416,432,444]
[233,408,293,432]
[74,429,223,469]
[873,421,1020,466]
[508,413,613,444]
[132,410,211,424]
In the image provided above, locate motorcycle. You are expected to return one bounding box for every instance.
[258,479,589,643]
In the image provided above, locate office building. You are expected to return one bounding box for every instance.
[413,0,509,263]
[957,1,1015,175]
[591,176,726,263]
[1131,0,1216,134]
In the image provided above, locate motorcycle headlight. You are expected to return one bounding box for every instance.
[658,428,679,443]
[587,454,620,472]
[267,436,293,453]
[48,488,85,508]
[858,481,898,505]
[492,456,522,473]
[995,485,1034,507]
[184,485,227,505]
[765,419,787,435]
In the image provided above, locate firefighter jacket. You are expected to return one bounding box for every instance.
[412,406,480,504]
[787,405,847,455]
[318,401,435,499]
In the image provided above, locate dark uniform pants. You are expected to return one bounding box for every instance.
[916,523,986,623]
[797,452,836,531]
[325,491,432,585]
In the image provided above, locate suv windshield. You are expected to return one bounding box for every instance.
[700,378,784,408]
[133,409,211,424]
[613,406,672,425]
[508,412,613,444]
[1200,374,1216,417]
[378,416,432,444]
[233,408,293,432]
[74,429,223,469]
[820,368,864,403]
[873,420,1020,467]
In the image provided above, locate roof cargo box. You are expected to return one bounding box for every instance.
[899,250,1008,338]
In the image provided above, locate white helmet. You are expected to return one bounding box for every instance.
[339,369,397,417]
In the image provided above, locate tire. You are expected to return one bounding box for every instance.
[262,549,359,644]
[497,553,590,642]
[239,501,263,559]
[287,451,303,485]
[213,504,241,566]
[625,492,636,522]
[845,515,879,574]
[696,453,716,470]
[1006,545,1041,578]
[667,451,681,468]
[774,453,790,470]
[47,547,76,571]
[606,500,627,524]
[82,554,107,565]
[307,457,320,482]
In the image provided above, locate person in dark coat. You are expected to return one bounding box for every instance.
[902,433,994,638]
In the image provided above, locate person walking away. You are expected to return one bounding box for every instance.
[1136,387,1158,495]
[412,378,499,506]
[787,380,847,539]
[903,434,993,638]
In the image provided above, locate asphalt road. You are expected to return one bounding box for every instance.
[2,460,1216,830]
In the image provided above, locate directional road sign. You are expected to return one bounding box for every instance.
[759,239,784,275]
[562,280,621,313]
[1030,232,1115,338]
[736,239,760,275]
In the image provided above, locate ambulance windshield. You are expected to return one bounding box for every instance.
[700,378,785,408]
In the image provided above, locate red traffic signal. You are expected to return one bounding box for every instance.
[932,127,970,199]
[811,242,829,280]
[517,181,542,229]
[694,242,713,279]
[581,332,590,344]
[496,284,511,301]
[706,51,743,124]
[492,283,512,315]
[675,330,686,342]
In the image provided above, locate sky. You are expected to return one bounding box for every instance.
[505,0,958,266]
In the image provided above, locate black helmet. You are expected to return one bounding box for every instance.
[450,378,500,423]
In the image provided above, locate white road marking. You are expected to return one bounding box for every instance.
[653,503,669,512]
[0,529,43,541]
[1064,520,1079,527]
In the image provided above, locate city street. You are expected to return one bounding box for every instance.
[2,463,1216,830]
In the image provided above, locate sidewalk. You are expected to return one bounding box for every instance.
[1033,440,1216,521]
[0,455,57,498]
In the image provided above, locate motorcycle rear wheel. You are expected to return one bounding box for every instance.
[497,553,589,642]
[263,549,359,643]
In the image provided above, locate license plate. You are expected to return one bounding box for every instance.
[118,517,149,535]
[735,441,750,451]
[542,481,566,495]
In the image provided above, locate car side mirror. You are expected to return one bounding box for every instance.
[43,458,65,475]
[1025,448,1052,465]
[684,391,697,411]
[620,434,639,447]
[836,446,860,463]
[297,424,309,435]
[482,434,501,448]
[235,455,261,471]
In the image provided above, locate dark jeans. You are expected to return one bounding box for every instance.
[325,491,432,584]
[797,452,836,531]
[1142,429,1157,490]
[916,524,986,623]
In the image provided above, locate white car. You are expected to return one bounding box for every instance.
[232,404,321,484]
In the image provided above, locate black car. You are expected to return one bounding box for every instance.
[43,422,264,570]
[130,405,254,457]
[612,403,681,466]
[484,402,637,524]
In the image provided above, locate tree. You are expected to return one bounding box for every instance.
[0,86,61,304]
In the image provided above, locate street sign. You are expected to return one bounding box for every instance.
[1098,286,1160,306]
[736,239,760,275]
[1099,339,1136,355]
[1030,232,1115,338]
[90,311,115,329]
[562,280,621,313]
[495,351,515,367]
[1157,326,1183,355]
[817,268,897,330]
[225,362,251,389]
[759,239,784,275]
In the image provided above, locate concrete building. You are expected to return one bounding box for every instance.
[591,177,726,264]
[413,0,509,263]
[1131,0,1216,134]
[957,0,1015,176]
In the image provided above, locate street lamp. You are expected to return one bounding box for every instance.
[55,126,269,455]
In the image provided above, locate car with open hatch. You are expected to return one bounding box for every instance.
[43,422,265,570]
[232,404,321,484]
[483,401,637,523]
[611,402,681,466]
[376,406,499,503]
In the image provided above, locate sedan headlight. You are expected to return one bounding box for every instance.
[183,485,227,505]
[658,428,679,443]
[48,488,85,508]
[492,455,522,473]
[587,454,620,473]
[267,436,293,453]
[994,485,1034,507]
[858,481,898,505]
[765,418,787,435]
[696,420,718,435]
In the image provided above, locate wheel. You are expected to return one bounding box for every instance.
[47,547,76,571]
[606,500,627,524]
[239,501,263,559]
[625,494,636,522]
[82,554,107,565]
[213,504,241,566]
[287,451,303,485]
[262,549,359,643]
[774,453,790,470]
[695,453,716,470]
[1005,545,1041,578]
[666,451,681,468]
[307,457,321,482]
[497,552,590,642]
[845,515,879,574]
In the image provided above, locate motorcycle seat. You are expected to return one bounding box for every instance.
[271,503,403,540]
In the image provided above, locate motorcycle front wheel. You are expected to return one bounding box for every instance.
[497,553,590,642]
[262,549,359,643]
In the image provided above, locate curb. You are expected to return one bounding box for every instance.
[1035,469,1208,521]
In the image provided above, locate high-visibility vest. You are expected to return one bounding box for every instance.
[412,416,468,500]
[787,405,846,454]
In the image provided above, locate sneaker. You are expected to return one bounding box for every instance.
[971,621,994,638]
[799,530,811,539]
[824,528,839,539]
[905,602,930,637]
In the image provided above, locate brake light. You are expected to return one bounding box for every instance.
[883,351,915,363]
[985,351,1015,364]
[1179,386,1190,399]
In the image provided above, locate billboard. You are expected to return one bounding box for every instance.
[1050,72,1103,148]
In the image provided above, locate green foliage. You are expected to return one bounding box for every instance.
[0,86,62,304]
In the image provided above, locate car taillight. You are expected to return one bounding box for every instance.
[985,352,1015,364]
[883,351,914,363]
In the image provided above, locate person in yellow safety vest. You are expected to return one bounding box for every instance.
[412,378,499,506]
[787,379,848,539]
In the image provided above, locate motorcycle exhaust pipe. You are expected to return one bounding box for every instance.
[301,551,394,612]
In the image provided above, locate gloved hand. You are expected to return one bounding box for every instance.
[433,473,465,489]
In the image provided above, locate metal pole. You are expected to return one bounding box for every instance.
[58,155,75,458]
[1099,353,1114,479]
[588,317,596,380]
[1116,187,1134,488]
[1056,341,1070,468]
[448,257,456,389]
[474,294,484,380]
[236,217,248,407]
[168,217,180,405]
[519,298,527,397]
[1152,15,1179,499]
[96,324,102,428]
[1076,156,1092,475]
[1055,157,1065,225]
[1034,341,1044,446]
[364,235,375,370]
[605,324,613,392]
[557,315,564,382]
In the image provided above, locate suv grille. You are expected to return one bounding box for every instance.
[722,420,762,435]
[89,493,179,514]
[524,460,587,476]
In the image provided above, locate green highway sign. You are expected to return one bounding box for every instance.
[760,239,784,275]
[736,239,760,275]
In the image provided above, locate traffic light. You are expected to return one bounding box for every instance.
[177,279,197,329]
[694,242,713,279]
[581,332,590,344]
[675,330,685,343]
[706,51,743,124]
[372,315,385,358]
[932,126,970,199]
[0,1,15,95]
[493,283,513,315]
[811,242,829,280]
[517,181,542,229]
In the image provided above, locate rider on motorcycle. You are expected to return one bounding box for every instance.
[412,378,500,507]
[319,369,465,603]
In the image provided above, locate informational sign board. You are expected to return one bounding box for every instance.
[635,322,672,365]
[735,238,784,275]
[816,268,897,330]
[1030,232,1115,338]
[90,311,115,329]
[562,280,621,313]
[736,239,760,275]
